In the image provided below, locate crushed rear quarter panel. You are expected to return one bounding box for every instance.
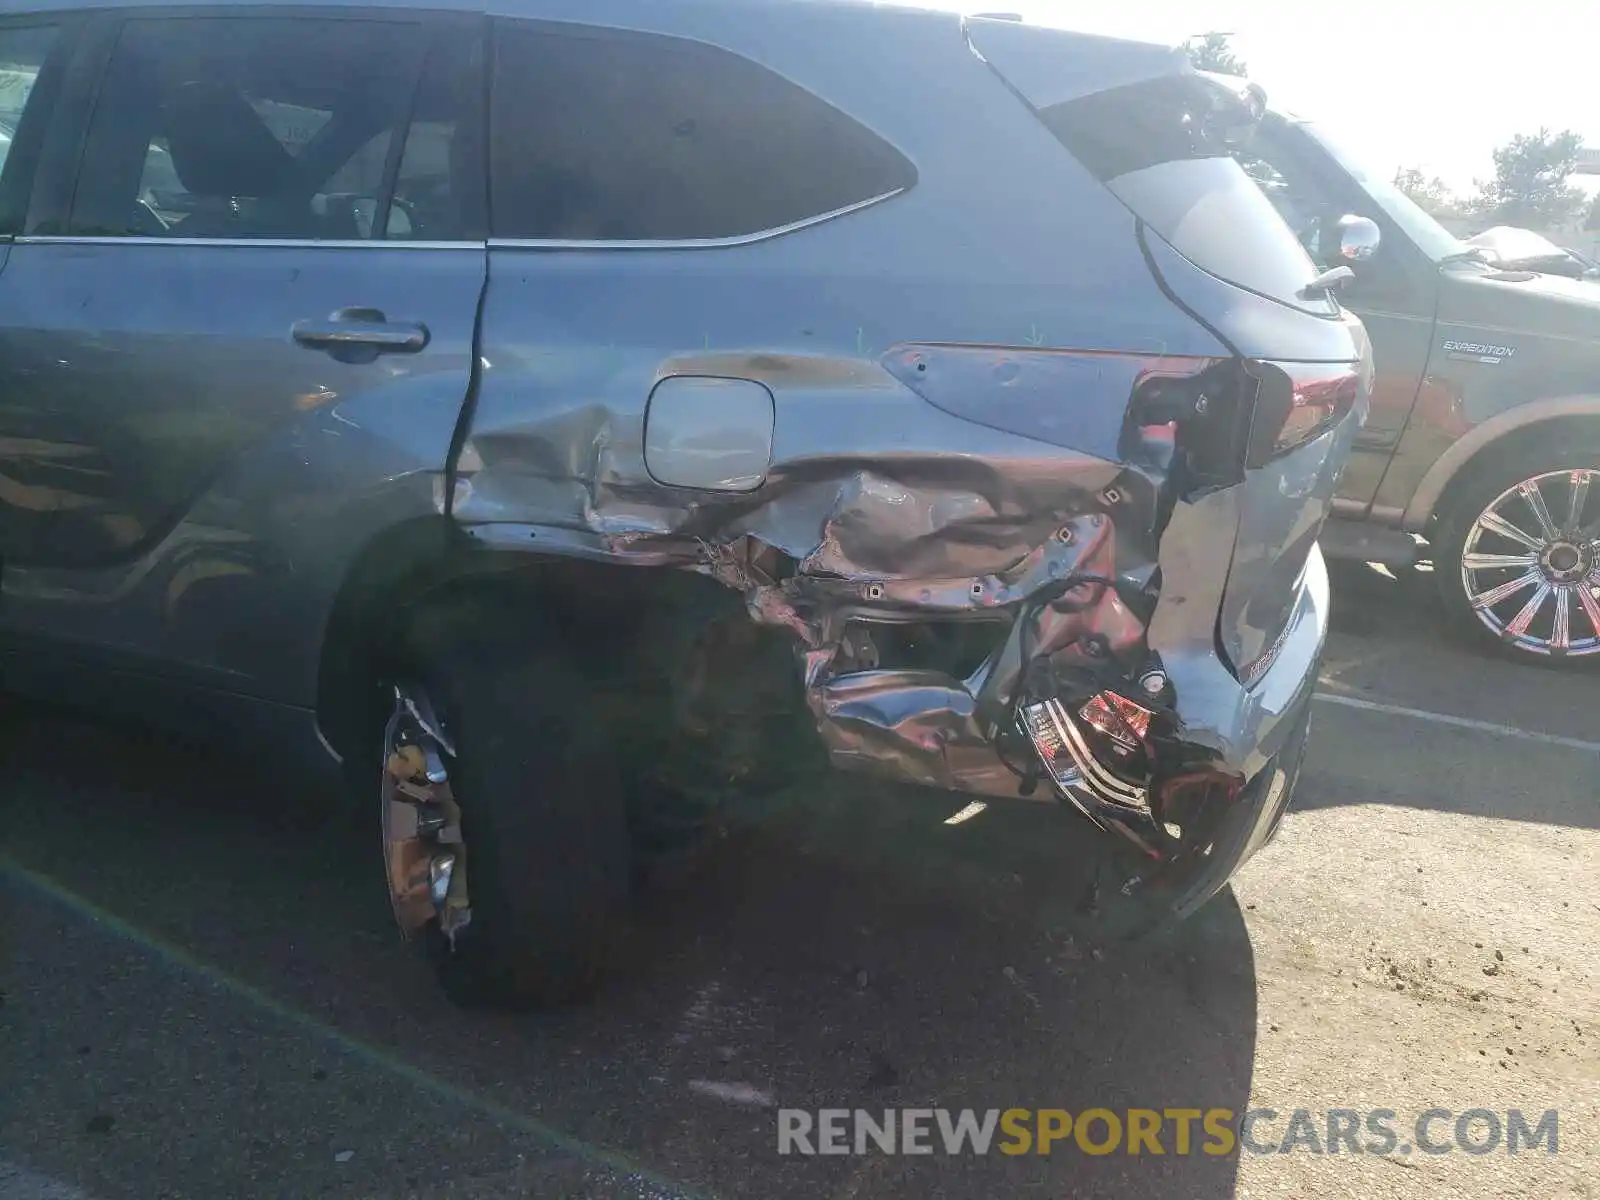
[455,4,1238,800]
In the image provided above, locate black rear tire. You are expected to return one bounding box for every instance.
[403,596,632,1009]
[1433,436,1600,668]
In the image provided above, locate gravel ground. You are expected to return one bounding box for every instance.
[1,561,1595,1199]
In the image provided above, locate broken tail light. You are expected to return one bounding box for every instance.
[1019,687,1248,862]
[1078,689,1153,755]
[1018,690,1155,812]
[1245,361,1360,466]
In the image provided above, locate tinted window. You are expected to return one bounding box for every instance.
[384,33,486,240]
[315,37,485,240]
[0,24,60,230]
[70,16,447,239]
[1042,75,1330,314]
[1239,155,1308,228]
[490,24,914,241]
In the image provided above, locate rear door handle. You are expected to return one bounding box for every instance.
[292,307,430,361]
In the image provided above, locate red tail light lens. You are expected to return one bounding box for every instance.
[1078,690,1153,756]
[1247,361,1360,465]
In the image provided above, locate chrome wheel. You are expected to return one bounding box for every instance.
[382,683,472,944]
[1460,468,1600,657]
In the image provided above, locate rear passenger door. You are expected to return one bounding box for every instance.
[0,6,486,571]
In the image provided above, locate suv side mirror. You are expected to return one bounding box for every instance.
[1322,214,1381,263]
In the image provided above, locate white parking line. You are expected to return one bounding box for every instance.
[3,862,706,1200]
[1313,691,1600,754]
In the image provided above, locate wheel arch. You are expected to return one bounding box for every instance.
[1402,395,1600,532]
[312,519,749,764]
[313,514,478,762]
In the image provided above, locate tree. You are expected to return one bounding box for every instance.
[1587,192,1600,231]
[1469,129,1588,229]
[1183,32,1247,76]
[1393,168,1459,218]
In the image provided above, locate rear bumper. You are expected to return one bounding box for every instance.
[1152,544,1326,916]
[803,458,1333,892]
[1025,519,1327,915]
[1168,690,1310,917]
[1145,411,1335,785]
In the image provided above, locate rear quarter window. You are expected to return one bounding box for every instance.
[489,23,916,242]
[1040,75,1332,315]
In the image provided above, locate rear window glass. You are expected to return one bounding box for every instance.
[1041,75,1330,314]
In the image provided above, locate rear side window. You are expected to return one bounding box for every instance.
[321,35,486,240]
[0,24,61,231]
[489,23,915,241]
[1041,75,1329,314]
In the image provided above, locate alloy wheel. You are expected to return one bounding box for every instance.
[1459,468,1600,657]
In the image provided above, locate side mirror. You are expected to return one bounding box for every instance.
[1324,214,1381,263]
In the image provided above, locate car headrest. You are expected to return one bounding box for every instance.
[164,80,299,199]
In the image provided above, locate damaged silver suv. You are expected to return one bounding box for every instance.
[0,1,1369,1006]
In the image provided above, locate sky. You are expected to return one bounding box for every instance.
[918,1,1600,200]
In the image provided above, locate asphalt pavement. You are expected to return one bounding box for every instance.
[2,560,1596,1200]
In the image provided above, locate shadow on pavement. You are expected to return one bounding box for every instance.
[1,706,1258,1200]
[1324,558,1448,642]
